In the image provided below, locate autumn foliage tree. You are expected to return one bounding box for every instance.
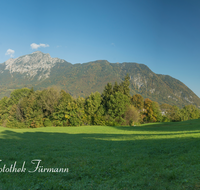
[0,74,198,128]
[124,105,140,126]
[167,106,181,122]
[131,94,144,111]
[143,98,162,123]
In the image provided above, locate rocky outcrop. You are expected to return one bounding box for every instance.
[3,51,65,80]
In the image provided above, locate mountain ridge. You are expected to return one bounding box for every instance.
[0,51,199,108]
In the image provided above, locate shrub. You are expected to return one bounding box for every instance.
[162,116,170,122]
[6,120,26,128]
[43,118,53,127]
[52,120,63,127]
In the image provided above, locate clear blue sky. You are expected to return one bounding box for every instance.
[1,0,200,97]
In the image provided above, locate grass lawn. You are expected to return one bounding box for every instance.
[0,119,200,189]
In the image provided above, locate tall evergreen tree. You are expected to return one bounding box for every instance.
[84,92,102,125]
[102,83,113,112]
[113,82,120,94]
[120,74,130,98]
[106,92,130,125]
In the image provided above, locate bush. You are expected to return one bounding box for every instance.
[43,118,53,127]
[104,115,118,126]
[6,120,26,128]
[52,120,63,127]
[162,116,170,122]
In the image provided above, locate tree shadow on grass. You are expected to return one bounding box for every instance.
[109,119,200,132]
[0,127,200,190]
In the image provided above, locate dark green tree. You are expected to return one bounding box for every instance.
[0,97,9,126]
[84,92,102,125]
[106,92,130,125]
[102,83,113,112]
[9,88,31,105]
[120,73,130,98]
[37,87,60,117]
[17,92,43,128]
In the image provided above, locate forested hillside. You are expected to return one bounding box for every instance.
[0,75,199,128]
[0,51,199,108]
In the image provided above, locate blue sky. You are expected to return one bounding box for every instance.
[1,0,200,97]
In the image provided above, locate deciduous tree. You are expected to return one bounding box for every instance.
[131,94,144,111]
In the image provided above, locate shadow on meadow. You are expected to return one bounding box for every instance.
[0,127,200,162]
[0,125,200,190]
[110,119,200,132]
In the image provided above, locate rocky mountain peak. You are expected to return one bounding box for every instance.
[3,51,65,80]
[0,52,199,107]
[31,51,44,54]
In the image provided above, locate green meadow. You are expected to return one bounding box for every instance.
[0,119,200,190]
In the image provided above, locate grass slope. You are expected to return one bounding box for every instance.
[0,120,200,189]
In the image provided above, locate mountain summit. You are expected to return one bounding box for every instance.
[0,52,199,107]
[3,51,65,80]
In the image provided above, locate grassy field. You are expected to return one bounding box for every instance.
[0,119,200,190]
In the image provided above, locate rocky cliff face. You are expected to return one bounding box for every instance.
[3,51,65,80]
[0,52,199,108]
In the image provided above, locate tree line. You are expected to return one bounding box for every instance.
[0,75,199,128]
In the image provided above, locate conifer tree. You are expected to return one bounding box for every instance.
[120,73,130,98]
[102,83,113,112]
[84,92,102,125]
[106,91,130,125]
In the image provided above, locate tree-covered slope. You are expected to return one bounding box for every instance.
[0,52,199,108]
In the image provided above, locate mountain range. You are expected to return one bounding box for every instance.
[0,51,199,108]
